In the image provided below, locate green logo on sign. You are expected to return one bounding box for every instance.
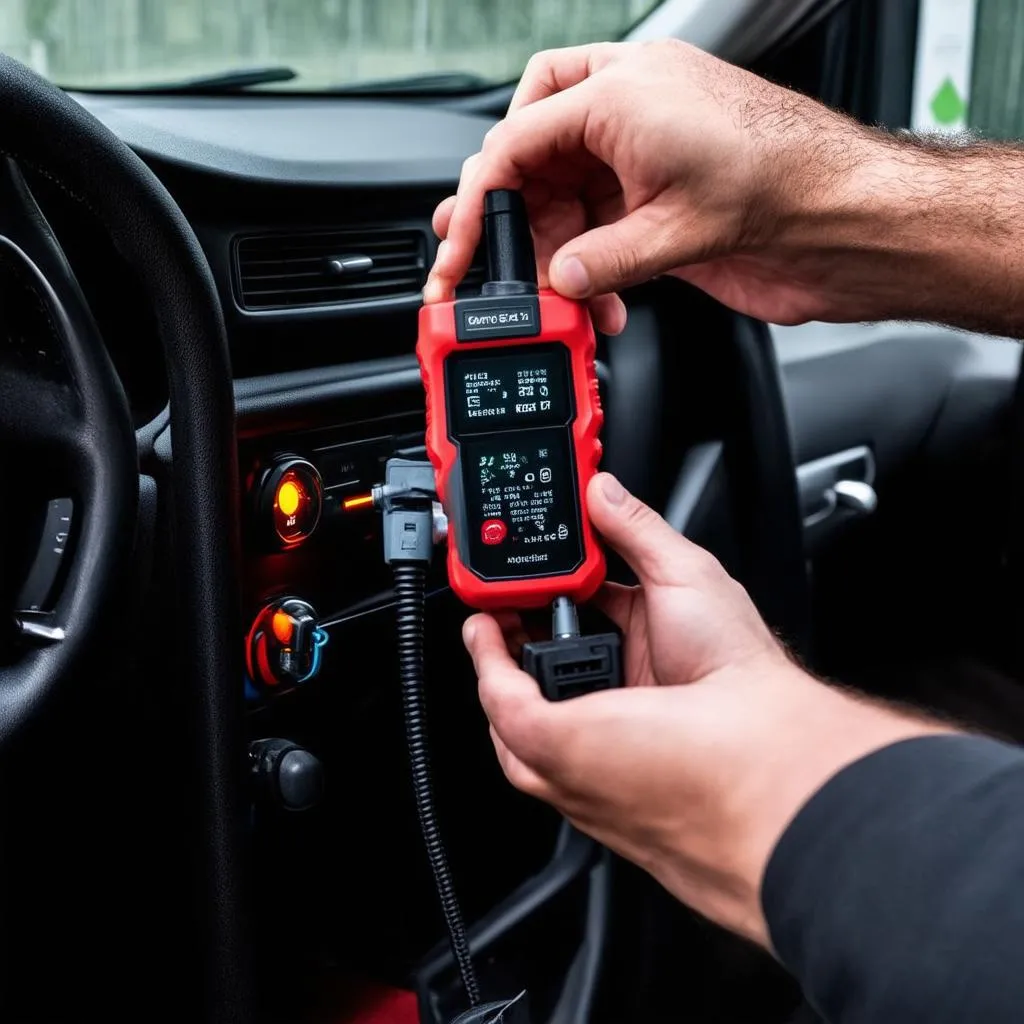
[931,77,966,126]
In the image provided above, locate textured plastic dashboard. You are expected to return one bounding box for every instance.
[63,93,497,378]
[71,93,492,186]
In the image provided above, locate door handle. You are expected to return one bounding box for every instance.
[797,446,877,532]
[833,478,878,515]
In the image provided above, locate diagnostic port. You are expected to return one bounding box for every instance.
[553,656,605,677]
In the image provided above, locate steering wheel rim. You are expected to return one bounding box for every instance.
[0,56,248,1021]
[0,155,138,725]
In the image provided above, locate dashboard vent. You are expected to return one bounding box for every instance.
[235,228,426,310]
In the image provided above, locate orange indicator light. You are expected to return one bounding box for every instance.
[343,493,374,510]
[271,609,294,645]
[277,480,302,517]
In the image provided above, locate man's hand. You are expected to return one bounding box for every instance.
[428,39,1024,339]
[464,474,952,946]
[426,40,876,333]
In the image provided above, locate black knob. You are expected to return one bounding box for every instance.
[249,738,324,812]
[257,456,323,548]
[482,189,537,296]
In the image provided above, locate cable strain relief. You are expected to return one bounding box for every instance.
[552,596,579,640]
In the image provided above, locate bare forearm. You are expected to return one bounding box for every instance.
[794,130,1024,337]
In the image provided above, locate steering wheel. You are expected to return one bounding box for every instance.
[0,56,247,1018]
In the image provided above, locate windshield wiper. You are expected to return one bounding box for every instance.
[132,66,298,94]
[328,70,495,95]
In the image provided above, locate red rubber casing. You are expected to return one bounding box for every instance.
[418,289,606,611]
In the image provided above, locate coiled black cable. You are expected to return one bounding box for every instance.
[394,562,481,1006]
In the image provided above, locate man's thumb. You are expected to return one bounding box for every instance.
[549,211,677,298]
[587,473,712,586]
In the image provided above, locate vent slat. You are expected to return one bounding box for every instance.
[244,253,420,268]
[242,234,414,247]
[245,277,423,299]
[236,228,426,310]
[243,263,423,283]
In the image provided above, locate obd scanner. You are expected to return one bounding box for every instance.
[373,190,622,1021]
[418,189,622,701]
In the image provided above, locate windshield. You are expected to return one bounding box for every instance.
[2,0,659,92]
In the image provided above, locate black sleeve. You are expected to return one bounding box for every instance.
[762,734,1024,1024]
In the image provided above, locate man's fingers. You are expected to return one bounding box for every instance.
[589,293,628,336]
[432,194,457,242]
[509,43,622,113]
[464,613,556,769]
[489,726,553,799]
[431,221,626,334]
[426,90,591,303]
[425,151,490,302]
[586,473,727,588]
[591,582,636,631]
[490,609,531,659]
[548,207,681,299]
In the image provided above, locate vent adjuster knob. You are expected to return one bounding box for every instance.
[326,254,374,276]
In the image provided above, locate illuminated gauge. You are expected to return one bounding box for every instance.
[258,457,323,547]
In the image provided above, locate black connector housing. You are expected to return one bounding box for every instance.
[522,633,622,702]
[455,189,541,342]
[483,190,538,295]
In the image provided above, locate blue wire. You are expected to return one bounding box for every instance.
[297,627,329,683]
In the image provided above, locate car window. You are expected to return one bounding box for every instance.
[913,0,1023,138]
[0,0,660,92]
